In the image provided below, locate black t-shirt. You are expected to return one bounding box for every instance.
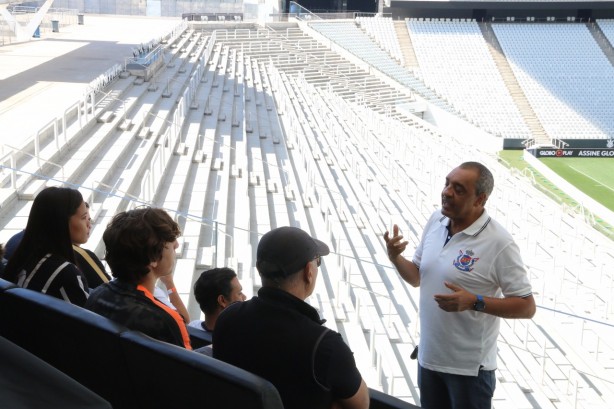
[313,329,364,399]
[213,287,362,409]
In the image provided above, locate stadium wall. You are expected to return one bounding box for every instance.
[528,147,614,157]
[386,1,614,20]
[40,0,278,18]
[49,0,242,16]
[422,100,503,153]
[504,138,614,150]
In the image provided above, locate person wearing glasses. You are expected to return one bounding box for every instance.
[213,226,369,409]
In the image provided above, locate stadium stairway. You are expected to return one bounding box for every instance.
[393,20,419,69]
[478,22,550,145]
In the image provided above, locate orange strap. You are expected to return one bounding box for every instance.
[137,284,192,350]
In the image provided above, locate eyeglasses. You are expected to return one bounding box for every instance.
[313,256,321,267]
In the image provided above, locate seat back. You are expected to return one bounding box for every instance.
[0,279,408,409]
[0,335,112,409]
[120,330,284,409]
[187,324,212,348]
[0,277,15,292]
[0,286,137,408]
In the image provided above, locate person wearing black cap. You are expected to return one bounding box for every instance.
[213,226,369,409]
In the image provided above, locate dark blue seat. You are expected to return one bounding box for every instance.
[0,278,415,408]
[0,277,15,292]
[187,324,212,348]
[0,335,112,409]
[0,286,138,408]
[120,330,284,409]
[0,278,283,409]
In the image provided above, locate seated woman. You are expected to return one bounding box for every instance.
[85,207,191,350]
[2,187,90,306]
[4,202,111,289]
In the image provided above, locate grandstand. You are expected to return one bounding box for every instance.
[1,3,614,408]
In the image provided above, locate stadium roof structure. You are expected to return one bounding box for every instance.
[386,0,614,20]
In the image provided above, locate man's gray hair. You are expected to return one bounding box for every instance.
[460,162,494,198]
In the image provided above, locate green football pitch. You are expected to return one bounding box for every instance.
[540,158,614,212]
[498,151,614,239]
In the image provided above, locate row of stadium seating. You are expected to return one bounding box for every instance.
[0,278,412,408]
[350,17,614,140]
[406,19,532,139]
[0,278,284,408]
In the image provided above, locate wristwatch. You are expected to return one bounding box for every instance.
[473,294,486,312]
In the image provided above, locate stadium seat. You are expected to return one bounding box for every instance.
[0,285,137,408]
[493,23,614,139]
[187,324,212,348]
[0,335,112,409]
[120,330,284,409]
[0,278,15,292]
[0,279,283,408]
[406,19,531,139]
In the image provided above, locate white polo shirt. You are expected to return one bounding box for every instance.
[413,210,532,376]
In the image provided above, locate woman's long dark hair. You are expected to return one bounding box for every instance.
[3,187,83,283]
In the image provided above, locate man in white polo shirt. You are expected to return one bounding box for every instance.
[384,161,535,409]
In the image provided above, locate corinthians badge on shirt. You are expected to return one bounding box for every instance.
[453,250,479,272]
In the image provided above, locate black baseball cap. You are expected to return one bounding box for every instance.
[256,226,330,278]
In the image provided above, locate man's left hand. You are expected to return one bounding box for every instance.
[433,281,475,312]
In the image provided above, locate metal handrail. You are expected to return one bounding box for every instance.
[1,144,65,187]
